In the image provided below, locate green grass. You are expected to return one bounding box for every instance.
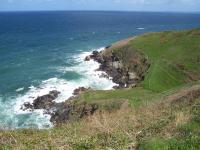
[82,87,157,107]
[138,136,200,150]
[73,29,200,109]
[131,29,200,92]
[137,100,200,150]
[143,60,188,92]
[1,90,199,150]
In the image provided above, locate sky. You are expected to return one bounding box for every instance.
[0,0,200,12]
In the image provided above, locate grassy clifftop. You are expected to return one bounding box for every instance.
[102,28,200,92]
[1,29,200,149]
[132,29,200,92]
[81,28,200,108]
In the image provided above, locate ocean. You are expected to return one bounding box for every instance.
[0,11,200,129]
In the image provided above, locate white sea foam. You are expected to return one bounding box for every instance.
[0,95,52,129]
[11,47,117,129]
[16,87,24,92]
[137,27,145,30]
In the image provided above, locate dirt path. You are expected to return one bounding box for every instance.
[107,37,135,50]
[160,84,200,105]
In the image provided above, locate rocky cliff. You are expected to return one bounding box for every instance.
[86,38,150,88]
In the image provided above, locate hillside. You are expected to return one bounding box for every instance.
[132,29,200,91]
[0,28,200,149]
[77,28,200,109]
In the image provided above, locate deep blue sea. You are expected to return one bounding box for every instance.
[0,11,200,129]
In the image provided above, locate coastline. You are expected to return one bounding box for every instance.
[20,36,151,126]
[1,28,200,149]
[19,47,118,128]
[8,28,200,128]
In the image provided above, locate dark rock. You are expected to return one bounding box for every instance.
[111,52,120,61]
[88,51,104,64]
[96,56,104,64]
[84,56,91,61]
[73,87,90,96]
[50,90,60,97]
[50,101,98,124]
[99,73,109,79]
[22,87,99,125]
[23,90,60,110]
[33,90,60,110]
[23,102,33,110]
[50,102,74,123]
[92,50,99,56]
[105,45,111,49]
[113,86,121,89]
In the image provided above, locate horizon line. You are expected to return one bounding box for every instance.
[0,9,200,14]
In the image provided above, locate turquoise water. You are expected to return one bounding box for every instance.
[0,11,200,129]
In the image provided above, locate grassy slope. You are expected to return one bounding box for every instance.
[1,83,200,149]
[1,29,200,149]
[80,28,200,107]
[132,29,200,92]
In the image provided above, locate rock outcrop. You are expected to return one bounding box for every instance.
[84,56,91,61]
[73,87,90,96]
[22,88,96,124]
[23,90,60,111]
[85,45,150,88]
[50,101,98,124]
[33,90,60,110]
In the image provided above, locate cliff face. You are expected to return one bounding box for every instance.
[88,41,150,88]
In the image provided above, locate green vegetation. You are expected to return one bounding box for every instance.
[1,28,200,149]
[79,28,200,107]
[131,29,200,92]
[142,60,187,92]
[138,100,200,150]
[83,87,157,107]
[1,85,200,149]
